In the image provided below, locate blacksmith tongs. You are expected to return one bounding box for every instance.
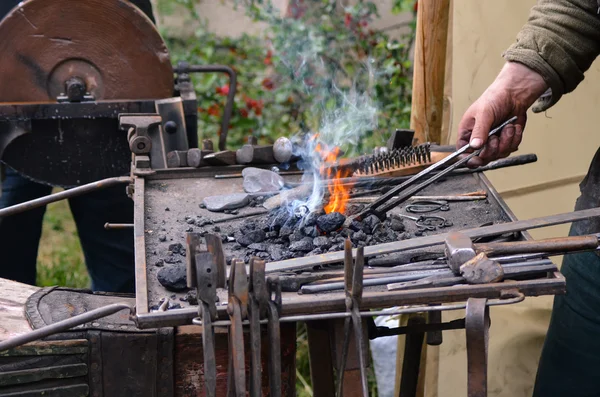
[355,116,518,220]
[336,239,368,397]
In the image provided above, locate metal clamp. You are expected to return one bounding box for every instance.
[119,114,162,155]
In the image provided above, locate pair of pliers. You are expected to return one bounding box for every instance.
[336,239,369,397]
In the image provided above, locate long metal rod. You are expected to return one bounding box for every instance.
[300,259,554,294]
[0,303,132,352]
[0,176,130,219]
[266,206,600,273]
[190,293,524,327]
[358,117,517,218]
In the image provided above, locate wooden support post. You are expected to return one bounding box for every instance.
[410,0,451,145]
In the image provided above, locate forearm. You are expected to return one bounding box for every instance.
[503,0,600,112]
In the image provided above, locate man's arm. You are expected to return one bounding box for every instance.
[503,0,600,113]
[458,0,600,166]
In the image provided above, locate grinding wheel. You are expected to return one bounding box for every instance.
[0,0,175,186]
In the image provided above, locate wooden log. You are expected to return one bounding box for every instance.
[410,0,451,145]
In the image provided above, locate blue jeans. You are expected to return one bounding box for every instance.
[0,167,135,293]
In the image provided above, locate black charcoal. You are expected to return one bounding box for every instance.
[267,245,287,261]
[181,290,198,305]
[289,230,305,242]
[316,212,346,233]
[154,259,164,267]
[248,243,269,252]
[390,218,405,232]
[168,243,185,255]
[157,264,187,291]
[304,211,323,227]
[158,233,167,242]
[349,220,364,232]
[352,230,367,241]
[362,215,381,233]
[266,231,279,239]
[290,237,314,252]
[213,226,221,232]
[313,236,331,248]
[303,226,319,238]
[237,230,266,246]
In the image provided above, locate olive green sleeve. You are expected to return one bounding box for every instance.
[503,0,600,112]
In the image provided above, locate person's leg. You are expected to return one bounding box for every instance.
[532,242,600,396]
[533,148,600,396]
[68,184,135,293]
[0,167,51,285]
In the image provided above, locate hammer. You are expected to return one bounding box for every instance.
[445,231,599,283]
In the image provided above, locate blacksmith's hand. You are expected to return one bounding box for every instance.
[457,62,548,168]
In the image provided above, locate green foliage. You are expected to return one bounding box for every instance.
[157,0,416,154]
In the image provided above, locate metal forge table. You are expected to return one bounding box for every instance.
[131,165,566,397]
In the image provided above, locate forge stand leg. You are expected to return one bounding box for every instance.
[398,315,426,397]
[465,298,490,397]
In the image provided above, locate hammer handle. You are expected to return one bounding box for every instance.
[475,235,599,257]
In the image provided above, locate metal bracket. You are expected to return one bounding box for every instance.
[119,113,162,156]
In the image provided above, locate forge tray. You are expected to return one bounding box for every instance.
[132,167,565,329]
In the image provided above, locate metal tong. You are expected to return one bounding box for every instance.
[336,239,369,397]
[194,251,219,397]
[227,259,249,397]
[248,258,269,397]
[355,116,518,220]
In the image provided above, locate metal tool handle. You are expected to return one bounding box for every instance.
[174,64,237,151]
[476,235,599,256]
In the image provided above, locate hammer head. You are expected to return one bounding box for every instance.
[445,231,476,274]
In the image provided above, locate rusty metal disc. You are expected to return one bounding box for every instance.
[0,0,175,186]
[0,0,173,101]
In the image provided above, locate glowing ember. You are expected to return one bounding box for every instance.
[316,142,351,214]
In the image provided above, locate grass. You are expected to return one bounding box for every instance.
[36,198,89,289]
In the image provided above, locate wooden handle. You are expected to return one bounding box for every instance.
[475,235,599,257]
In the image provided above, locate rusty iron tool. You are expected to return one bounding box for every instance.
[460,253,504,284]
[397,213,453,231]
[204,150,238,166]
[274,137,294,163]
[186,233,203,289]
[304,259,558,294]
[187,148,215,168]
[266,206,600,274]
[205,233,227,289]
[167,150,189,168]
[336,240,369,397]
[248,258,269,397]
[446,231,600,274]
[236,144,276,165]
[226,259,249,397]
[195,252,219,397]
[266,276,283,397]
[355,116,517,220]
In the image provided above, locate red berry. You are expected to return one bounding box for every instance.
[262,78,274,90]
[344,13,352,27]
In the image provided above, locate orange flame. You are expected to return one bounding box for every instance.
[315,142,351,214]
